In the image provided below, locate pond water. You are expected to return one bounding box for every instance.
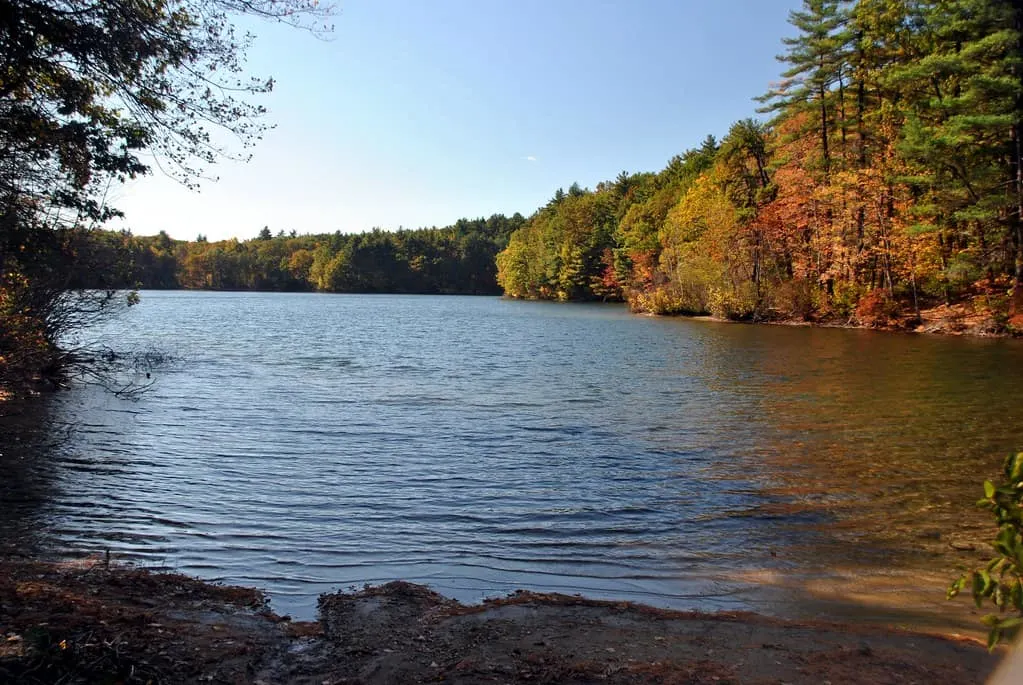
[2,292,1022,627]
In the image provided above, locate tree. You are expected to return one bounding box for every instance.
[760,0,853,181]
[886,0,1022,307]
[0,0,333,391]
[719,119,775,303]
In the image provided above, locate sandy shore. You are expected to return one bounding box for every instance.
[0,558,1003,684]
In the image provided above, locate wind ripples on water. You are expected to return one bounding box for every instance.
[2,292,1023,621]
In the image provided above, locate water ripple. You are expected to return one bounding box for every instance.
[2,293,1023,622]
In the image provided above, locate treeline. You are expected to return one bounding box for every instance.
[497,0,1023,329]
[76,215,525,295]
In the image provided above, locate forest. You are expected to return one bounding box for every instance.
[497,0,1023,331]
[3,0,1023,392]
[74,214,525,295]
[99,0,1023,331]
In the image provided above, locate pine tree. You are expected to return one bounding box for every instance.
[759,0,854,181]
[887,0,1022,301]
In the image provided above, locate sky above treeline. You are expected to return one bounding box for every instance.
[111,0,803,242]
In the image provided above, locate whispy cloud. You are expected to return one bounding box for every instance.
[524,155,537,162]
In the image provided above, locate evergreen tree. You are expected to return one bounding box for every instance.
[760,0,854,180]
[888,0,1022,299]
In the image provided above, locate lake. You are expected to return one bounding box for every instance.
[2,291,1022,628]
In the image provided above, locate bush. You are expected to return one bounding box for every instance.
[948,451,1023,650]
[631,285,708,315]
[708,282,759,320]
[768,278,822,321]
[829,281,863,320]
[854,288,903,327]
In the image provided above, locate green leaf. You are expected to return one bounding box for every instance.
[980,570,994,595]
[997,617,1023,630]
[985,480,996,499]
[988,627,1002,652]
[1010,454,1023,482]
[974,574,986,607]
[982,614,1001,627]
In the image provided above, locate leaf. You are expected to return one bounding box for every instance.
[985,481,996,499]
[980,570,994,595]
[974,573,986,607]
[1011,453,1023,482]
[988,627,1002,652]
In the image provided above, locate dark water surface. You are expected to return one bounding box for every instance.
[2,292,1022,625]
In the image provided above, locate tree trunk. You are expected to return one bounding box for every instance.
[838,67,847,162]
[819,82,831,180]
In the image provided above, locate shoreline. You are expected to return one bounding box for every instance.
[636,302,1020,339]
[497,292,1022,339]
[0,558,1001,684]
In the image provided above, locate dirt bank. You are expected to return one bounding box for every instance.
[0,559,1002,684]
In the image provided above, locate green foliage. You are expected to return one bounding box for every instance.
[949,452,1023,651]
[497,186,619,301]
[73,215,526,296]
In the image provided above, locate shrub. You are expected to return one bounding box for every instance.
[948,451,1023,650]
[631,285,708,315]
[829,281,863,320]
[854,288,903,327]
[768,278,822,321]
[708,282,759,320]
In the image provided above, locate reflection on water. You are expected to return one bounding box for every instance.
[0,397,73,556]
[0,292,1021,629]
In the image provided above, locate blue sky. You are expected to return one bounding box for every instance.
[111,0,802,241]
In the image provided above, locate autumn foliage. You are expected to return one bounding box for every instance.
[496,0,1023,334]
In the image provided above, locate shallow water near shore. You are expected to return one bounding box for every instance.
[2,291,1022,626]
